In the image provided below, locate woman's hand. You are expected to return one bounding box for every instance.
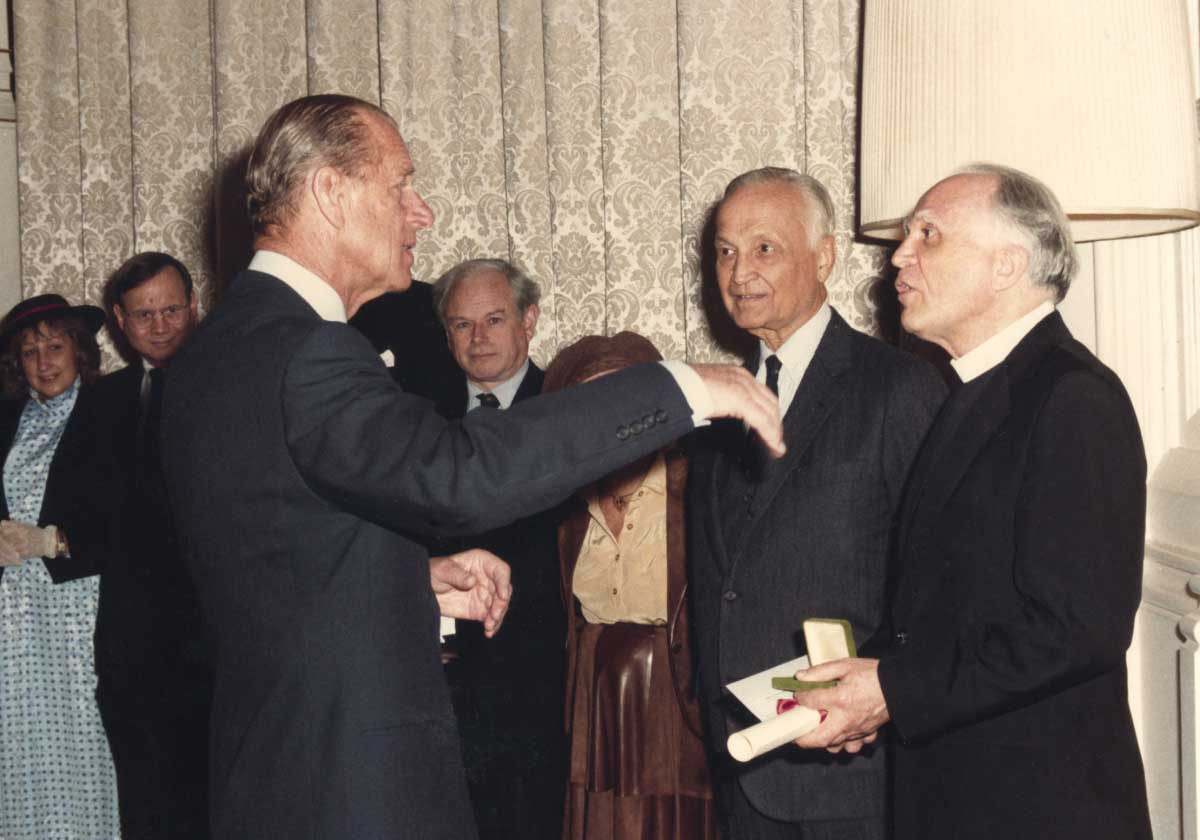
[0,521,60,560]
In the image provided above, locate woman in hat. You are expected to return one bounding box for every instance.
[543,332,715,840]
[0,293,121,838]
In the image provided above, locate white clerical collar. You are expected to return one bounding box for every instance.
[467,358,530,411]
[951,300,1055,384]
[249,250,347,323]
[756,301,830,417]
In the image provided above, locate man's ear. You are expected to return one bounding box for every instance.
[523,303,539,339]
[311,165,348,230]
[992,244,1028,292]
[815,235,836,285]
[113,304,127,333]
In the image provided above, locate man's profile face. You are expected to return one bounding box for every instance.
[444,270,537,387]
[114,267,198,368]
[342,114,435,296]
[891,174,1001,357]
[714,181,833,351]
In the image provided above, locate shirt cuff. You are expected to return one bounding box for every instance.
[659,360,712,428]
[439,616,456,642]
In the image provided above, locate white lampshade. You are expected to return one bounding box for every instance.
[860,0,1200,243]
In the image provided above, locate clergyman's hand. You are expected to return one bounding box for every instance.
[429,548,513,638]
[790,657,890,754]
[690,364,785,457]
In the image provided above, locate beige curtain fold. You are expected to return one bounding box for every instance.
[14,0,882,364]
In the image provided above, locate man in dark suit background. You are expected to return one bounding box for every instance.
[160,93,784,840]
[428,257,566,839]
[793,164,1152,839]
[689,167,946,839]
[93,250,211,839]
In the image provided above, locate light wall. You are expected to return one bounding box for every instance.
[1,0,20,314]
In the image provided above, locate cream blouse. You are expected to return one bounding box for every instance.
[572,455,669,625]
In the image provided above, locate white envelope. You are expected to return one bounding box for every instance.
[725,655,809,722]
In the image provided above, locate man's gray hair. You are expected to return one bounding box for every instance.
[431,259,541,326]
[956,163,1077,302]
[245,93,396,235]
[721,167,835,245]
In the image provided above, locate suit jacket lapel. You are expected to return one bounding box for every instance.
[513,363,543,403]
[728,320,851,564]
[0,399,21,521]
[897,312,1070,568]
[706,352,759,573]
[900,370,1008,561]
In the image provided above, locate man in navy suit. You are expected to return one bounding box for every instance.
[792,165,1153,840]
[93,251,211,840]
[689,167,945,839]
[160,93,784,840]
[429,258,566,839]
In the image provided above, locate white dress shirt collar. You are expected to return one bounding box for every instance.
[951,300,1055,384]
[756,301,831,418]
[466,358,530,411]
[249,250,347,323]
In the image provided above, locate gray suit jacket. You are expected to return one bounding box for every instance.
[161,270,695,840]
[690,308,946,823]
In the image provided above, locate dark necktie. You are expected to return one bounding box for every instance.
[763,354,782,397]
[476,392,500,409]
[140,367,165,473]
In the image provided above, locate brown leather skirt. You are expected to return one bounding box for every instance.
[565,622,715,840]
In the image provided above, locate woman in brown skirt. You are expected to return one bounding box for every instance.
[543,332,716,840]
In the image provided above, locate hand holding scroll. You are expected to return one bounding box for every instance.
[790,657,889,754]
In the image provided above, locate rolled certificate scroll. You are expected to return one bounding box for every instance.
[727,705,822,762]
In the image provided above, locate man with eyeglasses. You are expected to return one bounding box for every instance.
[93,251,211,839]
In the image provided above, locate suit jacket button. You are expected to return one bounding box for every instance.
[655,409,668,423]
[616,425,630,440]
[723,590,738,601]
[895,630,908,645]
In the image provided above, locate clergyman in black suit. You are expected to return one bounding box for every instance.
[793,164,1153,840]
[92,250,211,839]
[159,93,784,840]
[688,167,946,839]
[428,258,566,839]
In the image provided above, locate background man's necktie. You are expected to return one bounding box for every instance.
[764,354,781,397]
[476,392,500,409]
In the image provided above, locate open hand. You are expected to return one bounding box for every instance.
[429,548,513,638]
[690,364,785,457]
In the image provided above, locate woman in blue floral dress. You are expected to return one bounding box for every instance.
[0,294,121,839]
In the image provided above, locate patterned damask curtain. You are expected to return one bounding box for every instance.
[13,0,884,365]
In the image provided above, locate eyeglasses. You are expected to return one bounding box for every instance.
[125,304,189,329]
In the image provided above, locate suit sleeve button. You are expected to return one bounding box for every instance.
[630,420,644,435]
[643,413,655,427]
[616,425,630,440]
[895,630,908,645]
[723,590,738,601]
[655,409,668,423]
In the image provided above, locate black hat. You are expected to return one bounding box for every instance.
[0,294,106,345]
